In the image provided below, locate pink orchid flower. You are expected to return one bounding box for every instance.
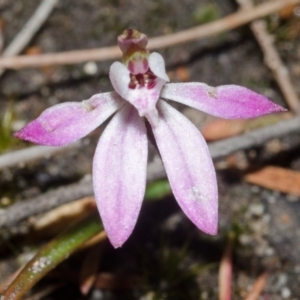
[15,29,285,248]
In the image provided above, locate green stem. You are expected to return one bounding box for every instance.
[2,215,102,300]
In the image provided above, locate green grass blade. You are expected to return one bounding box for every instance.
[2,215,102,300]
[145,180,172,200]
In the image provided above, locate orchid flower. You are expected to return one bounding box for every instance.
[15,29,285,248]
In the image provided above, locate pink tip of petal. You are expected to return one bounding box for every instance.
[14,122,55,144]
[14,117,68,146]
[217,85,287,117]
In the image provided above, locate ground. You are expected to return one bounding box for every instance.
[1,0,300,299]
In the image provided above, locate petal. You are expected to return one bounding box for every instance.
[109,61,131,101]
[93,104,148,247]
[117,29,148,53]
[109,53,169,127]
[14,92,123,146]
[161,83,286,119]
[152,100,218,235]
[148,52,170,82]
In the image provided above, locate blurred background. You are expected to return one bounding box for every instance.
[1,0,300,299]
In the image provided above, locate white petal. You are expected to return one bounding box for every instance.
[109,61,131,101]
[109,60,167,127]
[151,100,218,235]
[148,52,170,82]
[93,104,148,247]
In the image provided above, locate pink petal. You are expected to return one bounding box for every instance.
[117,29,148,53]
[161,83,286,119]
[152,100,218,235]
[93,104,148,248]
[14,92,123,146]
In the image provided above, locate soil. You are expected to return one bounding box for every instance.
[1,0,300,299]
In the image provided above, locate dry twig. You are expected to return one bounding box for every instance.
[0,175,93,229]
[244,272,269,300]
[0,20,4,54]
[208,114,300,158]
[236,0,300,113]
[0,0,298,69]
[79,244,103,295]
[0,0,57,76]
[2,115,300,229]
[218,234,234,300]
[0,142,80,169]
[80,231,107,250]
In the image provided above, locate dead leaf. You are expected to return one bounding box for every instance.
[244,166,300,196]
[202,119,246,141]
[0,19,4,53]
[79,244,103,295]
[32,197,96,236]
[95,272,143,290]
[24,46,58,77]
[280,213,291,224]
[202,113,292,142]
[175,66,190,82]
[244,272,268,300]
[279,4,298,19]
[25,46,42,55]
